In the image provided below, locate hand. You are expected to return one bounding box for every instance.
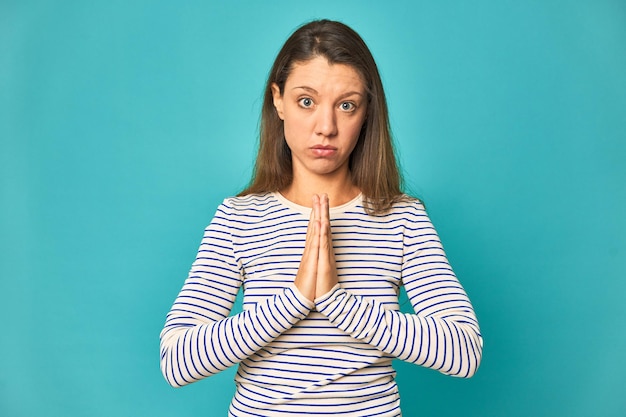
[315,194,338,298]
[293,194,339,302]
[294,194,321,302]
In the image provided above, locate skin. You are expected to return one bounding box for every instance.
[271,56,368,301]
[296,193,337,301]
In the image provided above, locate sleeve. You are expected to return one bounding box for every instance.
[159,201,314,387]
[314,201,483,378]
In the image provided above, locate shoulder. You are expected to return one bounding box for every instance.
[221,192,276,210]
[380,196,438,233]
[385,195,428,217]
[216,192,289,221]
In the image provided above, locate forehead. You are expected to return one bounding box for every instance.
[286,56,365,92]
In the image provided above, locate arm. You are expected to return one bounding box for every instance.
[159,202,314,387]
[314,200,483,378]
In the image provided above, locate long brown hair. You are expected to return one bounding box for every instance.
[239,19,406,214]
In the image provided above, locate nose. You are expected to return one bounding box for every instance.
[314,105,338,138]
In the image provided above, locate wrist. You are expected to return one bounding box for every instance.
[314,283,341,304]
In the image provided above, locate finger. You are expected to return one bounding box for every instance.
[320,194,332,250]
[316,195,338,298]
[295,196,321,302]
[320,193,329,223]
[296,223,319,302]
[301,220,320,268]
[304,197,317,241]
[320,212,332,258]
[304,195,322,260]
[312,194,321,222]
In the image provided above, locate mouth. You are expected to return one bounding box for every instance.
[311,145,338,157]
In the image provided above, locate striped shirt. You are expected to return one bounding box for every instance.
[160,192,483,416]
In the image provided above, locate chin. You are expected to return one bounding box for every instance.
[298,157,349,177]
[310,164,343,176]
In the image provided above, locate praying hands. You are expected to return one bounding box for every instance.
[294,194,338,302]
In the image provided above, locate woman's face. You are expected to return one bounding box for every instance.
[272,56,367,180]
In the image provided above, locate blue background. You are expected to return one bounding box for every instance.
[1,1,625,416]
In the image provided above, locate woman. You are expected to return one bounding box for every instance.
[160,19,482,416]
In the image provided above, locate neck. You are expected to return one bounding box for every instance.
[281,171,360,208]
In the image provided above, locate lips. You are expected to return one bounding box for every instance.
[311,145,337,157]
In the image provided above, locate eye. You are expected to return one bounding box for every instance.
[340,102,356,112]
[298,97,314,108]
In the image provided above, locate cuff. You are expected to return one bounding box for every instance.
[286,282,315,317]
[314,284,342,310]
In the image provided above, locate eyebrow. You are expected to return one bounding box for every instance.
[291,86,364,99]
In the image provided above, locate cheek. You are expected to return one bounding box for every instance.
[282,120,304,153]
[282,112,312,143]
[282,118,298,145]
[345,118,366,144]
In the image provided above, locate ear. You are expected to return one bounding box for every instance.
[271,83,285,120]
